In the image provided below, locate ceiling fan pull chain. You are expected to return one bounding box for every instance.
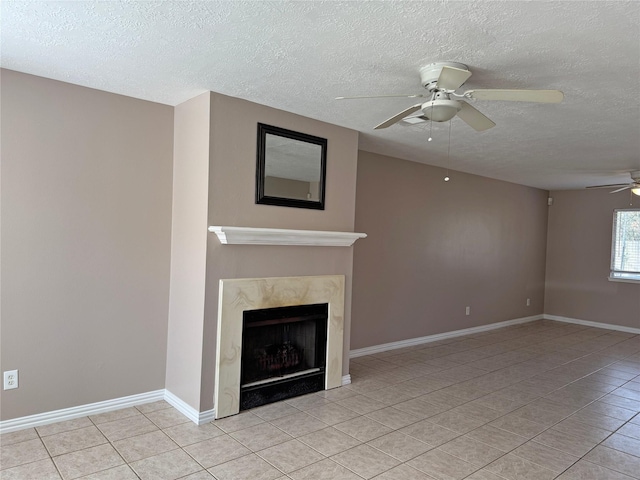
[428,99,434,141]
[444,119,452,182]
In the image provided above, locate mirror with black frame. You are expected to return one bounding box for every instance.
[256,123,327,210]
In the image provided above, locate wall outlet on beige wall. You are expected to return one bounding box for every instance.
[465,306,471,316]
[3,370,18,390]
[526,298,531,306]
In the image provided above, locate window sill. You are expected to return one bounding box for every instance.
[609,275,640,284]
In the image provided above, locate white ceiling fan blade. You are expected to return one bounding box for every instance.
[466,89,564,103]
[374,104,423,129]
[457,101,496,131]
[586,183,630,189]
[610,185,633,193]
[400,115,429,125]
[436,66,472,91]
[336,94,426,100]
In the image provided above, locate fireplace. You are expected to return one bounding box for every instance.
[240,303,328,410]
[215,275,345,419]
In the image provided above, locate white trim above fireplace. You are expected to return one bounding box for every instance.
[215,275,345,419]
[208,226,366,247]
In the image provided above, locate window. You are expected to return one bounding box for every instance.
[610,209,640,282]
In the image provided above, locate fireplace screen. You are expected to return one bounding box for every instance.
[240,303,328,410]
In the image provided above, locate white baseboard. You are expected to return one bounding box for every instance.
[164,389,215,425]
[0,389,165,434]
[350,314,544,358]
[543,314,640,335]
[341,374,351,386]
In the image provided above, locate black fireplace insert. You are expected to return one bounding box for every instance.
[240,303,328,410]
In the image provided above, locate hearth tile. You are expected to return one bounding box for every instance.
[53,443,124,480]
[1,438,49,470]
[371,463,438,480]
[42,425,108,457]
[212,411,265,433]
[251,402,301,422]
[208,453,282,480]
[129,448,202,480]
[333,415,393,442]
[365,406,420,430]
[407,449,477,479]
[183,435,250,468]
[257,439,324,474]
[230,422,293,451]
[336,393,386,414]
[332,444,400,479]
[367,431,433,462]
[288,458,362,480]
[305,402,360,426]
[298,426,361,456]
[270,411,328,437]
[162,421,224,447]
[0,458,61,480]
[113,430,179,463]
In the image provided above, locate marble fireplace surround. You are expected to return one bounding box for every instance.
[215,275,345,419]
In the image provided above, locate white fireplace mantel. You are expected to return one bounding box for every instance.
[208,226,366,247]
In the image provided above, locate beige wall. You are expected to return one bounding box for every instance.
[199,92,359,411]
[0,70,174,419]
[545,188,640,328]
[165,93,211,410]
[351,151,549,350]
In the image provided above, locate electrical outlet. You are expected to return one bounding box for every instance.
[526,298,531,306]
[4,370,18,390]
[465,306,471,316]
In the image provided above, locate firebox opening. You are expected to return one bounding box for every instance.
[240,303,328,410]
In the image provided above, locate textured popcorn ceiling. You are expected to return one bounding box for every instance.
[2,1,639,190]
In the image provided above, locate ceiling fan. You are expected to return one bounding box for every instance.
[336,62,564,131]
[586,171,640,196]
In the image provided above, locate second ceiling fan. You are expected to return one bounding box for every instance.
[337,62,564,131]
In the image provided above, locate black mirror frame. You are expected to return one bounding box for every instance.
[256,123,327,210]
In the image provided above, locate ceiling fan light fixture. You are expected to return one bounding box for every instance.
[421,100,461,122]
[632,187,640,196]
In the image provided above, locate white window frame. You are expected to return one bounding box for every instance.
[609,208,640,284]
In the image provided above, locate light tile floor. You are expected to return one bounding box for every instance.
[2,320,640,479]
